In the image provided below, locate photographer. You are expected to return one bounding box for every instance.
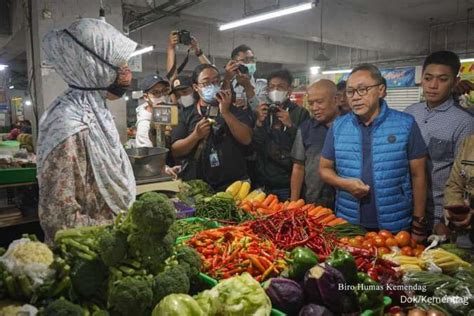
[253,69,310,200]
[170,64,253,190]
[222,45,267,110]
[166,30,211,81]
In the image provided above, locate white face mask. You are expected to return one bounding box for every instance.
[148,95,170,105]
[268,90,288,104]
[178,94,195,108]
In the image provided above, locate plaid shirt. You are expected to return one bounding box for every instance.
[405,97,474,227]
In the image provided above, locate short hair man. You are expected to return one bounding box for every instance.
[136,74,170,147]
[336,80,351,114]
[320,63,428,238]
[253,69,310,200]
[222,44,267,110]
[291,80,340,207]
[405,51,474,234]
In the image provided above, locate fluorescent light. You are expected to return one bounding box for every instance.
[24,100,32,106]
[8,85,14,89]
[461,58,474,63]
[310,66,320,75]
[124,96,130,101]
[130,45,154,57]
[322,69,352,75]
[0,64,8,71]
[219,2,314,31]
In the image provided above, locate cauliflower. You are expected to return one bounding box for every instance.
[0,238,55,287]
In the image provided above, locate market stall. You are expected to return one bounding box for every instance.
[0,179,472,315]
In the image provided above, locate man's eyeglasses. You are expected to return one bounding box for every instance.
[237,57,256,63]
[149,87,170,97]
[197,80,222,88]
[345,84,382,97]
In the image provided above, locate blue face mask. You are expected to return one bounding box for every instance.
[200,84,220,103]
[244,63,256,76]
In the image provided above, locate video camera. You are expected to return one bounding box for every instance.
[268,103,281,114]
[237,64,249,74]
[176,30,192,46]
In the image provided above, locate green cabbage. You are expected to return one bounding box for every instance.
[152,294,205,316]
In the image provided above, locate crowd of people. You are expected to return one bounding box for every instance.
[36,18,473,245]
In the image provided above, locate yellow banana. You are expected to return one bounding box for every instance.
[225,181,242,197]
[243,189,259,202]
[253,192,266,202]
[237,181,251,201]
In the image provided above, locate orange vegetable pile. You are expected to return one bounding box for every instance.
[187,226,287,281]
[339,230,425,257]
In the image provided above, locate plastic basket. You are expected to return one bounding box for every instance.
[0,168,37,185]
[174,201,196,219]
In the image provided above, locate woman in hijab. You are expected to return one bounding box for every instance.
[38,18,137,243]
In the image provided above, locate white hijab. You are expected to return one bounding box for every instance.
[38,18,137,213]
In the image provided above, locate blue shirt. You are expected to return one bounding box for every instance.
[322,115,427,228]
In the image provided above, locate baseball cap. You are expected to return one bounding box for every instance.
[141,74,169,93]
[170,75,193,93]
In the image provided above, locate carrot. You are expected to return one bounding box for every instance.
[308,205,323,216]
[252,200,264,209]
[312,208,333,219]
[319,214,337,225]
[293,199,305,208]
[262,194,277,207]
[326,218,347,226]
[268,199,279,210]
[257,207,271,215]
[302,203,314,211]
[274,203,284,213]
[248,255,266,273]
[283,201,290,209]
[240,203,252,213]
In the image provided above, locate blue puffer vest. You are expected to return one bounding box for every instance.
[332,101,414,232]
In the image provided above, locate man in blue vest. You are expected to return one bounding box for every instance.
[319,63,428,240]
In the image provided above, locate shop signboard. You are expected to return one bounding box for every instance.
[335,67,416,88]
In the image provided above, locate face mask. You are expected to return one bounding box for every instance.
[200,84,220,103]
[107,83,128,98]
[178,94,195,107]
[244,63,256,76]
[148,95,170,105]
[268,90,288,104]
[62,29,130,96]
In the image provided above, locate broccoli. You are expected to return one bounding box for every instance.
[175,246,202,279]
[153,264,190,305]
[97,229,128,267]
[44,298,84,316]
[108,276,153,316]
[127,231,175,274]
[70,258,108,299]
[122,192,176,237]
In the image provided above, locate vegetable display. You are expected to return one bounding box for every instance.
[195,192,252,223]
[248,208,339,258]
[287,247,319,281]
[187,226,287,281]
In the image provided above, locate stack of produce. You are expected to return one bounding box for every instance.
[186,226,287,282]
[403,269,474,315]
[0,235,70,305]
[263,247,387,315]
[176,179,213,206]
[194,192,252,223]
[338,230,425,257]
[8,192,202,316]
[170,218,220,240]
[247,208,340,259]
[153,273,272,316]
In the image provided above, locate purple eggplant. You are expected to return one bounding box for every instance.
[263,277,304,315]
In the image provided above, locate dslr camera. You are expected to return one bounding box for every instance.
[268,103,280,114]
[176,30,192,46]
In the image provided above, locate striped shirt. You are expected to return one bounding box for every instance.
[405,97,474,227]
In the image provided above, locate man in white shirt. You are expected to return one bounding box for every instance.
[135,74,171,147]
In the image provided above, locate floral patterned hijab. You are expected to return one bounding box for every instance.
[38,18,137,213]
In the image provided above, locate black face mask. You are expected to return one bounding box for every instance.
[62,29,130,97]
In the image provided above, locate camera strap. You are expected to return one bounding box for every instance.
[166,49,191,80]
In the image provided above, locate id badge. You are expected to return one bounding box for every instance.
[209,148,220,168]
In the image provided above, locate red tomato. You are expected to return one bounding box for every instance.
[410,238,417,248]
[412,248,423,257]
[401,246,413,256]
[395,231,411,248]
[340,237,350,244]
[349,238,362,247]
[385,237,398,248]
[355,236,365,242]
[362,239,375,249]
[377,247,391,256]
[366,232,378,239]
[378,229,393,239]
[373,237,386,247]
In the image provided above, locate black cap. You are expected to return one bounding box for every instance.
[171,75,193,93]
[141,74,169,93]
